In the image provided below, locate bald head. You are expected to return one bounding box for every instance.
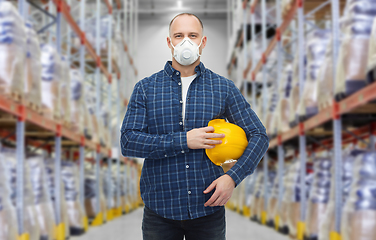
[169,13,204,37]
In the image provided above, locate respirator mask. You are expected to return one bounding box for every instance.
[170,37,203,66]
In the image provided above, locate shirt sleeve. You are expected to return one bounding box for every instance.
[120,81,189,159]
[223,81,269,186]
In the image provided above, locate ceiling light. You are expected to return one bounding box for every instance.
[177,0,183,9]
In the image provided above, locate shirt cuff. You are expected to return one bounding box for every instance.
[225,168,244,187]
[173,132,189,154]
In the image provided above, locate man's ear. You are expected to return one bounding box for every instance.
[167,36,173,49]
[201,36,207,50]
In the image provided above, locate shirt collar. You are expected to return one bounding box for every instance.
[164,61,206,81]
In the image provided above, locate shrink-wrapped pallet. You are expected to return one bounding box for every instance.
[285,160,313,239]
[341,151,376,240]
[276,64,293,134]
[27,156,55,240]
[103,164,116,212]
[44,159,70,239]
[288,52,307,127]
[319,149,361,240]
[317,40,334,111]
[298,30,330,120]
[24,22,41,109]
[366,17,376,83]
[70,69,84,134]
[0,151,18,240]
[2,148,40,240]
[0,1,26,99]
[265,85,278,136]
[61,161,86,236]
[250,170,264,220]
[60,57,71,126]
[277,163,292,234]
[335,1,376,100]
[267,174,282,227]
[84,85,104,144]
[41,44,62,119]
[305,155,332,240]
[84,167,107,220]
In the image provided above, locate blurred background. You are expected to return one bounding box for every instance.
[0,0,376,240]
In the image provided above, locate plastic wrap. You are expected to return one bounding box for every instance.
[85,85,101,143]
[24,22,41,108]
[250,170,264,219]
[44,158,70,239]
[305,155,332,240]
[2,148,40,240]
[317,40,334,111]
[84,166,107,219]
[276,163,292,233]
[27,156,55,240]
[0,1,26,98]
[41,44,62,119]
[276,64,293,133]
[319,149,362,240]
[335,1,376,99]
[61,161,85,235]
[60,57,71,125]
[366,17,376,82]
[0,151,18,240]
[341,151,376,240]
[267,175,281,225]
[298,30,330,120]
[288,52,307,127]
[103,165,116,211]
[70,69,84,134]
[284,160,313,239]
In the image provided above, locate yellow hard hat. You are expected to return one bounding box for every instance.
[205,119,248,166]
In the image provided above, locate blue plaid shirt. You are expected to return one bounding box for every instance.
[120,61,269,220]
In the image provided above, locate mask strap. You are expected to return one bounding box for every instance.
[197,37,203,57]
[169,37,176,49]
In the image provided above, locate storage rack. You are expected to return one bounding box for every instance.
[226,0,376,239]
[0,0,139,239]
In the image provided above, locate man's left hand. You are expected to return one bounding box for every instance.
[203,174,236,207]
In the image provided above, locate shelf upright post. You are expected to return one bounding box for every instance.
[79,0,87,225]
[95,0,101,120]
[16,107,26,238]
[227,0,231,40]
[331,0,343,237]
[261,0,269,226]
[66,0,72,62]
[115,8,122,216]
[79,139,85,216]
[94,148,102,224]
[275,0,284,231]
[243,1,248,100]
[250,1,256,110]
[106,0,114,220]
[297,0,307,239]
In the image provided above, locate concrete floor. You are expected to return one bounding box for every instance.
[71,208,290,240]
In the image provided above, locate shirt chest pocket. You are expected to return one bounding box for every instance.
[186,86,226,125]
[146,85,180,133]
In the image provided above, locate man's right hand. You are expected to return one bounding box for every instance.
[187,126,225,149]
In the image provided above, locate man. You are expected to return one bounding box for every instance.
[120,13,269,240]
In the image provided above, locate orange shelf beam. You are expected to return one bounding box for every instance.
[269,81,376,149]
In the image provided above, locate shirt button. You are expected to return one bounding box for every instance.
[186,164,189,168]
[188,191,191,195]
[178,82,181,85]
[164,154,168,157]
[179,122,183,125]
[181,150,185,154]
[180,100,183,103]
[176,72,179,75]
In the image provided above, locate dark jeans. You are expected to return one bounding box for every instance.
[142,206,226,240]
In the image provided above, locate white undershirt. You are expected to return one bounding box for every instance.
[181,74,197,125]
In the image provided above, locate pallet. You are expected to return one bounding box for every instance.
[25,101,42,114]
[0,88,23,103]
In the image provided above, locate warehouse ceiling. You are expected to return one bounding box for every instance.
[138,0,228,19]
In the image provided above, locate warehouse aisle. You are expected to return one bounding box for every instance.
[71,208,289,240]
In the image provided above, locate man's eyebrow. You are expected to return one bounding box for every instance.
[172,32,200,36]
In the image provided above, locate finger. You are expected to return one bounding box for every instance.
[203,181,216,194]
[208,195,224,207]
[202,126,214,132]
[202,144,215,149]
[206,133,225,139]
[219,197,230,206]
[204,191,220,207]
[204,139,222,145]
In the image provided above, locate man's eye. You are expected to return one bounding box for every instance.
[190,35,197,38]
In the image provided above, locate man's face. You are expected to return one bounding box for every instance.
[167,15,207,57]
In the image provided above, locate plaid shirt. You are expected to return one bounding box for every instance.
[120,61,269,220]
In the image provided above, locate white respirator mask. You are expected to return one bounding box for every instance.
[170,37,203,66]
